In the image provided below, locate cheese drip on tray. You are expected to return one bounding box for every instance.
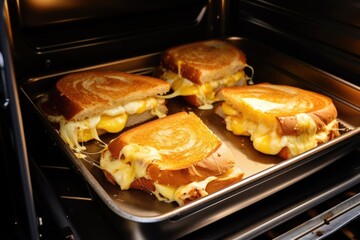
[44,97,166,154]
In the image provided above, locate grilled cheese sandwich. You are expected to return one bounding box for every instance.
[159,68,247,109]
[41,96,166,152]
[38,71,170,155]
[216,83,340,159]
[100,112,244,205]
[155,40,253,109]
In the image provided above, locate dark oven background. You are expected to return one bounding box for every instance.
[4,0,360,85]
[1,0,359,239]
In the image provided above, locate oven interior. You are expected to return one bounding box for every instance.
[1,0,359,239]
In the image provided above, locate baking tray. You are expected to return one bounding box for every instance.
[21,37,360,239]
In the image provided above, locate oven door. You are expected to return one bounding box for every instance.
[0,5,38,238]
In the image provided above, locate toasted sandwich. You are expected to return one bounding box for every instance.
[155,40,253,109]
[215,83,340,159]
[38,71,170,154]
[100,111,244,205]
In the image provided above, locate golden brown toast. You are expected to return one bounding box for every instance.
[38,70,171,153]
[155,40,250,109]
[215,83,340,159]
[50,71,170,120]
[101,112,244,205]
[160,40,247,85]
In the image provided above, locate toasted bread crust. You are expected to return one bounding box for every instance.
[216,83,338,136]
[39,98,168,133]
[160,40,247,85]
[103,111,244,204]
[205,169,244,194]
[182,95,202,107]
[126,169,244,205]
[49,71,170,120]
[107,112,238,185]
[277,103,338,135]
[216,83,340,159]
[278,120,339,159]
[145,143,236,186]
[277,147,291,159]
[109,112,222,167]
[104,143,243,204]
[49,88,84,120]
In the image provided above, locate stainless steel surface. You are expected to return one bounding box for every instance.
[20,37,360,238]
[274,192,360,240]
[225,170,360,240]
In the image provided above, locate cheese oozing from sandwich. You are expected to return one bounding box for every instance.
[152,166,243,205]
[45,97,166,153]
[101,144,161,190]
[221,102,338,158]
[100,142,238,206]
[159,69,247,109]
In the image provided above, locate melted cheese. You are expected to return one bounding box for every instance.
[97,114,128,133]
[222,103,335,158]
[153,176,217,205]
[100,143,225,205]
[101,144,161,189]
[47,97,165,154]
[160,70,246,109]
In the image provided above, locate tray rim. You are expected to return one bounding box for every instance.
[20,37,360,223]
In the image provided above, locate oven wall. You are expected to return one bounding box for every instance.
[6,0,220,82]
[229,0,360,86]
[13,0,359,86]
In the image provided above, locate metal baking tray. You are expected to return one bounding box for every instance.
[21,37,360,239]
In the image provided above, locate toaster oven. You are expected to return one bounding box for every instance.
[1,0,359,239]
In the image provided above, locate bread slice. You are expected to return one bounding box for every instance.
[39,70,171,153]
[50,71,170,121]
[160,40,247,85]
[100,112,244,205]
[215,83,340,159]
[155,40,250,109]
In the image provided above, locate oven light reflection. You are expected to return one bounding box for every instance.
[27,0,76,10]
